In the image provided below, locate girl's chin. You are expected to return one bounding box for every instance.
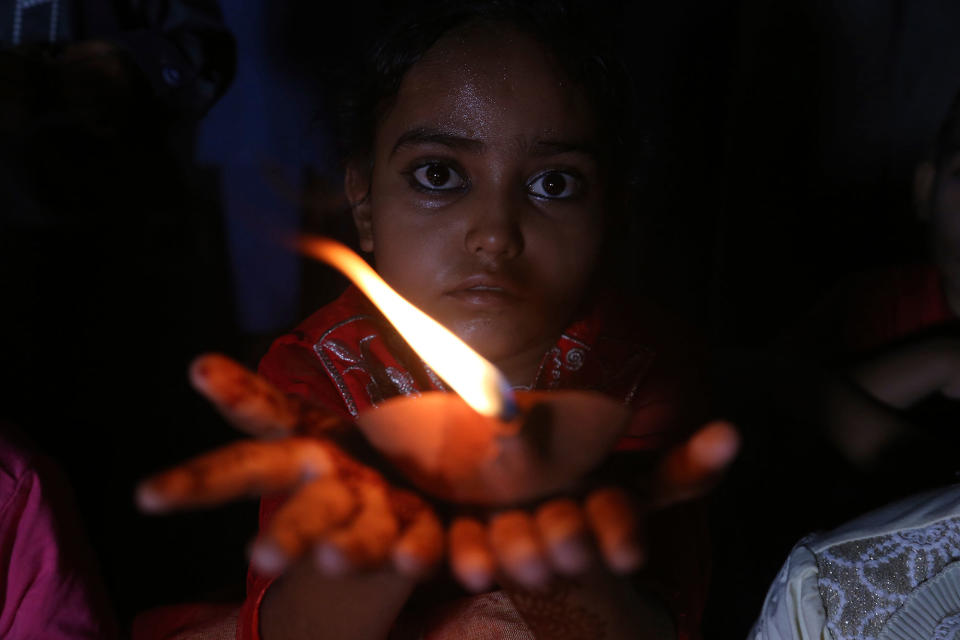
[459,332,554,383]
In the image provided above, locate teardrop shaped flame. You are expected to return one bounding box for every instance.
[298,236,517,420]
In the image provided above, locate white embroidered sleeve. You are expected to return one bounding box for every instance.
[751,542,832,640]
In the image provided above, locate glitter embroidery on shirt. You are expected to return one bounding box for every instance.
[313,315,424,415]
[815,516,960,640]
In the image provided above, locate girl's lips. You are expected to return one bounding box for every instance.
[445,278,522,307]
[448,273,522,294]
[445,286,518,307]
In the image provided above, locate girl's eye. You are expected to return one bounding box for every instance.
[411,163,466,191]
[527,170,580,199]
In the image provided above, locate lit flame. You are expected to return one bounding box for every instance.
[298,236,517,420]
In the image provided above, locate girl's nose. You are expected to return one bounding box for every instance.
[465,204,524,261]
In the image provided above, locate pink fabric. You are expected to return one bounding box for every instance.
[0,428,117,639]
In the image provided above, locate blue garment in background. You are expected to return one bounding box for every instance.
[196,0,331,334]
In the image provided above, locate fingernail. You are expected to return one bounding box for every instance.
[550,539,591,575]
[453,550,494,592]
[135,484,167,513]
[250,541,288,575]
[607,545,644,573]
[191,360,211,379]
[455,565,493,593]
[393,549,425,578]
[188,357,214,389]
[511,556,549,589]
[692,422,740,468]
[315,543,350,576]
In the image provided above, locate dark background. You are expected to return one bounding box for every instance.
[2,0,960,636]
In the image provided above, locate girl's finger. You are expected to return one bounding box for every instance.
[488,510,550,589]
[189,353,347,438]
[136,437,335,513]
[314,481,398,574]
[391,500,444,579]
[189,353,302,437]
[251,477,357,575]
[535,498,592,575]
[449,517,495,593]
[584,487,643,573]
[650,420,740,509]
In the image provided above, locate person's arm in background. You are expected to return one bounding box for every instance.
[768,329,960,467]
[848,336,960,408]
[818,334,960,465]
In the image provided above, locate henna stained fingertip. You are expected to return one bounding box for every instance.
[450,519,495,591]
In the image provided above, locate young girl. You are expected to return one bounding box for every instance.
[140,2,738,638]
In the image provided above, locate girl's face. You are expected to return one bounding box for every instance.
[348,25,606,385]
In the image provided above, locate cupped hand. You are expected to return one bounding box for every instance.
[446,420,740,591]
[137,354,739,592]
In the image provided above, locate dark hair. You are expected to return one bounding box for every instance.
[334,0,643,213]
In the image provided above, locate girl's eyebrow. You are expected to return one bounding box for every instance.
[391,127,484,156]
[528,139,599,159]
[389,128,599,162]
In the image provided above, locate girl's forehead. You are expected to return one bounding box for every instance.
[375,26,597,151]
